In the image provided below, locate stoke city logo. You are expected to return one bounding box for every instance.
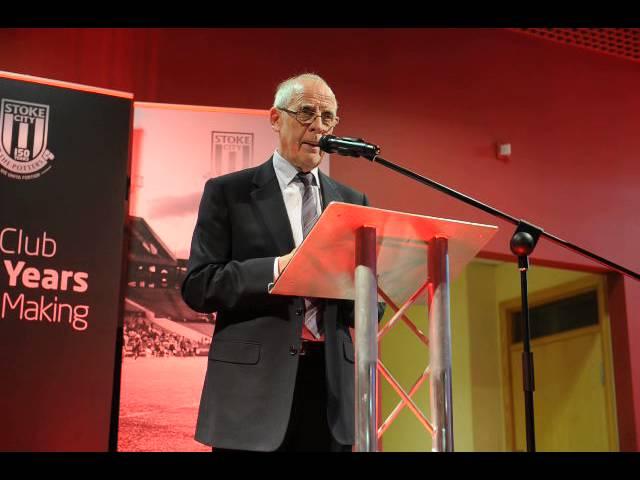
[211,131,254,177]
[0,98,55,180]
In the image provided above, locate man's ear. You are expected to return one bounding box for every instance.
[269,107,281,132]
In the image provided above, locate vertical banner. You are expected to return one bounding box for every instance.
[118,102,330,451]
[0,72,132,451]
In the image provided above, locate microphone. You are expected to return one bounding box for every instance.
[319,135,380,160]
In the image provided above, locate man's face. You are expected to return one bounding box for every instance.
[270,79,338,173]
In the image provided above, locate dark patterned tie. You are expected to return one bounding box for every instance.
[296,172,323,339]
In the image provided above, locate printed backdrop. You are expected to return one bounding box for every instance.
[118,102,330,451]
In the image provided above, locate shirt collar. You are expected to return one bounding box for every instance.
[273,150,321,191]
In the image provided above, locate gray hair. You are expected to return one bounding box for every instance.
[273,73,338,110]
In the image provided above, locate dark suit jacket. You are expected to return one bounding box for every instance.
[181,157,372,451]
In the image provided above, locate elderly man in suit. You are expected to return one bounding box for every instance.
[182,73,380,452]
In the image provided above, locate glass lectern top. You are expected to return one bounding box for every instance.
[270,202,498,304]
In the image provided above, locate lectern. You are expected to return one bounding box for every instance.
[270,202,498,452]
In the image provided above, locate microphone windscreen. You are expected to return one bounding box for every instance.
[318,135,336,152]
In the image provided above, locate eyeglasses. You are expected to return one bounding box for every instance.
[278,107,339,129]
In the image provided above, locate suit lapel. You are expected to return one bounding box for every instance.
[319,170,345,210]
[250,158,296,255]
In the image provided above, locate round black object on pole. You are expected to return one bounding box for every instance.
[510,231,536,257]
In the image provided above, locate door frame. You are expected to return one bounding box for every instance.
[498,275,618,451]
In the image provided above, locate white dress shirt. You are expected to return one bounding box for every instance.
[271,150,323,280]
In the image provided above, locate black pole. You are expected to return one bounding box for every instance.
[520,267,537,452]
[368,155,639,281]
[511,231,538,452]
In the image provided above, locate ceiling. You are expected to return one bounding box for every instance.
[509,28,640,64]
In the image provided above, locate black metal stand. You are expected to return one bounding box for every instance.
[510,222,542,452]
[322,137,640,452]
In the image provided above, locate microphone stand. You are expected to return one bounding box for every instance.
[340,144,639,453]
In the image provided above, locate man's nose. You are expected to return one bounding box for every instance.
[307,114,329,133]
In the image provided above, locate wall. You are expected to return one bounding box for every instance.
[1,27,637,448]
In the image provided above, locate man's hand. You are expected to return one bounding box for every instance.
[278,247,298,274]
